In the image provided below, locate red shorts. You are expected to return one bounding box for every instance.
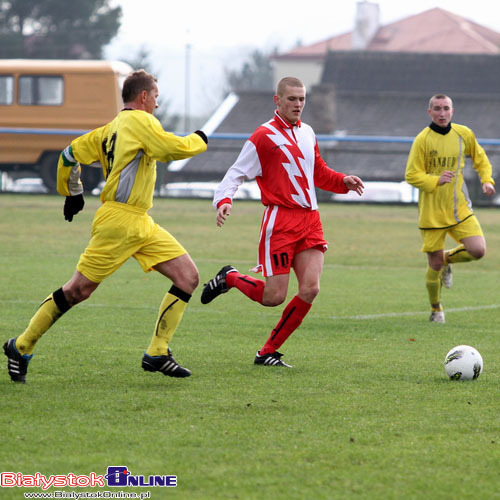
[252,206,328,277]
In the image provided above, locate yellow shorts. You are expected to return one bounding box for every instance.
[77,201,187,283]
[420,215,484,253]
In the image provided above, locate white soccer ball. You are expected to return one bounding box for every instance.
[444,345,483,380]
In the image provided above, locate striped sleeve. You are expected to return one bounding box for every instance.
[57,145,84,196]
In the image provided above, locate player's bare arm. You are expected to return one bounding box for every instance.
[216,203,232,227]
[343,175,364,196]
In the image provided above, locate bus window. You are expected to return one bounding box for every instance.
[18,75,64,105]
[0,75,14,105]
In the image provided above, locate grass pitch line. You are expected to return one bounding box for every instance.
[329,303,500,320]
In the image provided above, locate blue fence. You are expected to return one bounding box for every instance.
[2,127,500,146]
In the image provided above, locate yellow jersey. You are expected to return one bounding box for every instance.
[405,123,494,229]
[57,109,207,210]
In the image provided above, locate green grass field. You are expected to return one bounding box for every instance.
[1,194,499,500]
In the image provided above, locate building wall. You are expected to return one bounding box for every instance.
[273,59,324,89]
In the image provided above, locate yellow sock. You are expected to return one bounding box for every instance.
[426,266,442,309]
[16,288,71,355]
[146,286,191,357]
[446,244,476,263]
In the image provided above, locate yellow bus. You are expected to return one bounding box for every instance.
[0,59,132,191]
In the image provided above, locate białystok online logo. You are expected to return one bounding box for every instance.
[0,467,177,490]
[105,466,177,487]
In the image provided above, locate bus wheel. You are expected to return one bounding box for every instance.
[40,155,103,193]
[81,167,104,192]
[40,153,59,192]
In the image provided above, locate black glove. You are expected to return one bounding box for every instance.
[64,194,85,222]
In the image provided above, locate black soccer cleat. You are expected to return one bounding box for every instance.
[254,350,293,368]
[142,349,191,378]
[200,265,237,304]
[3,337,33,383]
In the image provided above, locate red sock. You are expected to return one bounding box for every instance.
[259,295,312,355]
[226,272,265,304]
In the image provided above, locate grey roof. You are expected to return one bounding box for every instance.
[321,51,500,95]
[167,51,500,187]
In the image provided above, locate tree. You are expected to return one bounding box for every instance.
[122,46,181,132]
[225,48,275,93]
[0,0,121,59]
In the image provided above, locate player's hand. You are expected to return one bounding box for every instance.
[343,175,364,196]
[438,170,455,185]
[64,194,85,222]
[216,203,232,227]
[482,182,495,197]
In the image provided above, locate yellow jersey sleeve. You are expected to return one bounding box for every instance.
[57,144,84,197]
[458,125,495,186]
[136,113,207,162]
[57,126,108,196]
[405,128,440,193]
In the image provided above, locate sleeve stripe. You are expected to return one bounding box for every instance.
[62,145,77,166]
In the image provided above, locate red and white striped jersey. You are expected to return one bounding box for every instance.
[214,111,348,210]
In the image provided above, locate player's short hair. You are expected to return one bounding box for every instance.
[276,77,305,96]
[122,69,157,103]
[428,94,453,109]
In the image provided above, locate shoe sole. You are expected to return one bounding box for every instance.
[254,362,293,368]
[254,354,293,368]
